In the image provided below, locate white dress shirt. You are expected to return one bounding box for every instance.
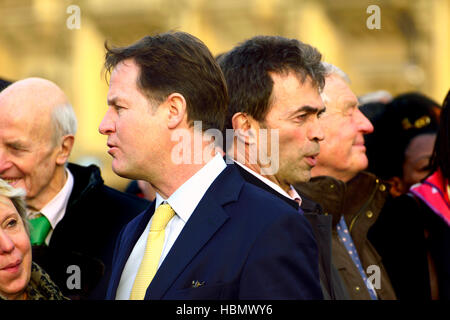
[115,153,227,300]
[27,168,74,245]
[233,160,302,205]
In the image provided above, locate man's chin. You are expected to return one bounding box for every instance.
[353,155,369,173]
[112,164,142,180]
[288,169,312,185]
[111,166,131,179]
[296,172,312,184]
[111,161,128,177]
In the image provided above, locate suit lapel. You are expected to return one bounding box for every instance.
[145,164,243,299]
[109,202,155,298]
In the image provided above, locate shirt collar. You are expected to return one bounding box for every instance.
[233,160,301,203]
[288,185,302,206]
[37,167,74,229]
[155,153,227,223]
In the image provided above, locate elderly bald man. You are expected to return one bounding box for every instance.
[0,78,149,299]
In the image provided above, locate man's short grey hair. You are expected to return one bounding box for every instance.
[358,90,393,105]
[0,178,29,235]
[321,62,351,104]
[51,102,78,145]
[322,62,351,84]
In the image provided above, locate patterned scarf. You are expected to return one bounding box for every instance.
[0,262,69,300]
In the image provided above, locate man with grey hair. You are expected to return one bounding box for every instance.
[0,78,149,299]
[295,63,397,299]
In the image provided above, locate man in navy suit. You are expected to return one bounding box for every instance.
[99,31,322,300]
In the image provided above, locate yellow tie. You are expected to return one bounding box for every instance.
[130,203,175,300]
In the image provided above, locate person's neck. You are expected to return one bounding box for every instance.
[2,289,27,300]
[151,163,206,199]
[232,149,290,194]
[311,166,355,183]
[27,166,68,212]
[150,147,220,199]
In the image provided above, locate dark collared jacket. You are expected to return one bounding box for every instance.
[296,171,397,300]
[32,163,150,300]
[235,165,350,300]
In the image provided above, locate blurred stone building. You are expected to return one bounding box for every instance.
[0,0,448,189]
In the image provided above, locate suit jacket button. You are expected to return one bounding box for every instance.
[366,210,374,218]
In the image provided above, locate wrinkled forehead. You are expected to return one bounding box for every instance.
[1,99,52,126]
[0,84,55,126]
[0,104,54,146]
[269,72,322,104]
[322,75,358,111]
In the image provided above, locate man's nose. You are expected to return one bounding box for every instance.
[356,108,374,135]
[0,150,13,173]
[99,108,115,135]
[308,117,325,142]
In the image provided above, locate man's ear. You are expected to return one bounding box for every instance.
[387,176,406,198]
[231,112,259,145]
[166,93,187,129]
[56,135,75,166]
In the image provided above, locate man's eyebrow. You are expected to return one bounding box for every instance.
[107,97,125,106]
[107,97,117,106]
[318,106,327,115]
[6,140,28,149]
[290,105,325,116]
[345,100,358,111]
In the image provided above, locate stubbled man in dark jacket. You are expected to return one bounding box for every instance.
[218,36,349,300]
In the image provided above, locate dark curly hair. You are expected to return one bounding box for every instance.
[217,35,325,131]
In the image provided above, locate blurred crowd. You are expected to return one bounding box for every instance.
[0,31,448,301]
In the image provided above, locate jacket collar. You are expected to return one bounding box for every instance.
[295,171,389,229]
[66,163,103,209]
[295,175,345,227]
